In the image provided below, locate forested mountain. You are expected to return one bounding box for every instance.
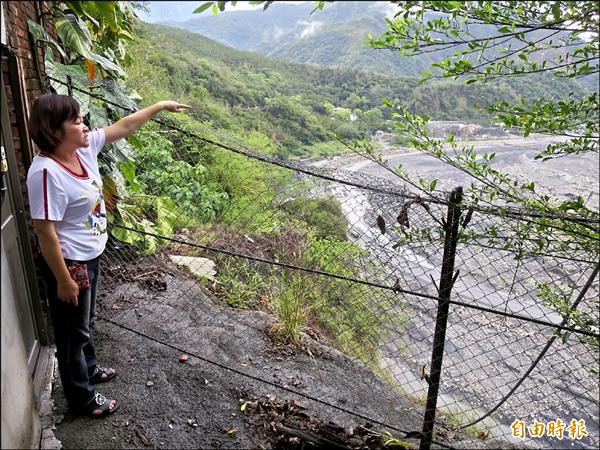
[155,1,431,76]
[125,21,589,157]
[151,0,598,91]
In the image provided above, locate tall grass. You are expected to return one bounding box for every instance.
[269,275,313,345]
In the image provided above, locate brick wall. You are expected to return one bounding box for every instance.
[2,1,59,320]
[2,1,56,248]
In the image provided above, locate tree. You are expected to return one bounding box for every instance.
[366,3,599,342]
[196,0,599,339]
[193,1,328,16]
[370,1,599,160]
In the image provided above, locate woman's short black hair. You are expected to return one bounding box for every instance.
[28,94,81,154]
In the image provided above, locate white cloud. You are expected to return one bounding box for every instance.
[374,1,401,19]
[297,20,322,38]
[222,0,307,12]
[271,25,286,41]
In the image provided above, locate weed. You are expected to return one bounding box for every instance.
[305,236,403,367]
[289,140,351,160]
[269,275,313,345]
[218,259,269,309]
[436,406,493,442]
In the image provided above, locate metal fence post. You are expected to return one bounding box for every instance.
[66,74,73,97]
[420,186,463,450]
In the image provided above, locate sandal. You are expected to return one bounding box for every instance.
[89,366,117,385]
[74,393,119,418]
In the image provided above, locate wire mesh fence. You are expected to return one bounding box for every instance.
[41,75,599,449]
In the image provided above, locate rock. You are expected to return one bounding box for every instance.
[146,381,154,387]
[168,255,217,280]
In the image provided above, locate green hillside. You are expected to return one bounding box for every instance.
[168,1,598,90]
[169,1,430,76]
[124,22,589,158]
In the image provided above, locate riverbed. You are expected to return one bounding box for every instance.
[312,135,599,449]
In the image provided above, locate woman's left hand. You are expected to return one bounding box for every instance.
[160,101,192,113]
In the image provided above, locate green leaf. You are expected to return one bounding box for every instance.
[118,161,142,193]
[89,52,126,77]
[551,3,561,21]
[43,53,91,116]
[111,224,137,245]
[27,19,67,59]
[62,1,85,17]
[54,13,93,60]
[117,29,135,41]
[193,2,214,14]
[429,179,438,191]
[98,80,138,115]
[88,102,110,129]
[126,133,143,150]
[90,1,118,30]
[109,138,135,161]
[156,197,178,229]
[71,3,100,28]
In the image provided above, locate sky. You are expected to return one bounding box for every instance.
[137,1,400,24]
[229,1,306,11]
[137,1,308,23]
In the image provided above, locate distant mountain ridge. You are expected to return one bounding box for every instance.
[141,0,599,91]
[147,1,434,75]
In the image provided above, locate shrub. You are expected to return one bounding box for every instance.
[131,127,229,222]
[281,197,347,240]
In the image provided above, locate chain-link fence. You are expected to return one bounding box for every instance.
[42,75,599,449]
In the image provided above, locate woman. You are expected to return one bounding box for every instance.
[27,94,190,417]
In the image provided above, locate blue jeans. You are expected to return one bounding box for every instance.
[41,255,102,409]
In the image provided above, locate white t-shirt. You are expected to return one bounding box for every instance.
[27,128,108,261]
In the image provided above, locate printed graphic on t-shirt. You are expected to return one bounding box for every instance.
[82,179,107,236]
